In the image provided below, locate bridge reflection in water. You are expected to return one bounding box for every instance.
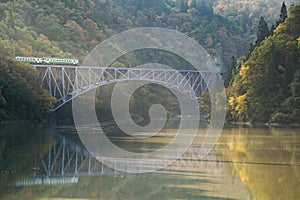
[15,129,224,187]
[16,64,225,187]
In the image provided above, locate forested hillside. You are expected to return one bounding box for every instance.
[1,0,297,65]
[0,0,248,121]
[0,0,271,67]
[0,0,299,122]
[227,3,300,124]
[0,55,54,120]
[212,0,297,35]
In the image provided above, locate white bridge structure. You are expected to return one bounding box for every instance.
[32,65,222,111]
[14,65,225,187]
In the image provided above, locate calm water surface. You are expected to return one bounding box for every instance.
[0,123,299,200]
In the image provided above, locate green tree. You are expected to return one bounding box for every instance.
[276,2,288,26]
[285,4,300,36]
[190,0,197,8]
[255,17,270,46]
[229,3,300,123]
[224,56,236,87]
[0,55,55,121]
[4,5,15,30]
[244,43,255,61]
[177,0,188,13]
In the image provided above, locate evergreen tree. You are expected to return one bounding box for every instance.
[276,2,288,26]
[270,24,276,34]
[190,0,197,8]
[228,3,300,123]
[286,4,300,36]
[255,17,270,46]
[177,0,188,13]
[244,43,255,61]
[196,1,214,17]
[224,56,237,87]
[291,70,300,97]
[5,2,16,30]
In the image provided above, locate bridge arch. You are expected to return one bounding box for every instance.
[33,65,219,111]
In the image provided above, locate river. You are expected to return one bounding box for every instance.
[0,123,299,200]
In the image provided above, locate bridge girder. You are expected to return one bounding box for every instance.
[33,65,220,111]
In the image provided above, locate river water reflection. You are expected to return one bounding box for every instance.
[0,123,299,199]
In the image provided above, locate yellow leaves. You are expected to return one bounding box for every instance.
[236,93,247,104]
[228,93,249,120]
[228,93,247,107]
[274,23,288,34]
[235,94,248,115]
[239,65,249,77]
[297,36,300,46]
[228,96,235,107]
[17,40,33,56]
[38,33,48,41]
[38,33,52,46]
[65,20,86,38]
[0,40,15,56]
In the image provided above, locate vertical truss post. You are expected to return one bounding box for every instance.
[88,68,91,87]
[33,65,221,111]
[47,67,52,96]
[62,67,65,101]
[75,68,78,95]
[101,68,104,82]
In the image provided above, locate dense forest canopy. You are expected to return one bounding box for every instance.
[0,55,55,120]
[3,0,298,66]
[227,3,300,124]
[0,0,299,123]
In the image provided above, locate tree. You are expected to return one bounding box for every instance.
[224,56,237,87]
[255,17,270,46]
[190,0,197,8]
[0,55,55,120]
[244,43,255,61]
[177,0,188,13]
[196,1,214,17]
[5,5,15,30]
[228,3,300,123]
[276,2,288,26]
[270,24,275,34]
[285,3,300,36]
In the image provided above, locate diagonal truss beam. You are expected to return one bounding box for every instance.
[32,65,221,111]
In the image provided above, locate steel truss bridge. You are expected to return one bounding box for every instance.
[32,65,221,111]
[16,132,224,187]
[15,65,224,186]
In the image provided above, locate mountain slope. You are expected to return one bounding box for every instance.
[0,0,251,67]
[0,55,54,120]
[227,3,300,123]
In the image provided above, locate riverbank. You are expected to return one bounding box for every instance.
[227,121,300,128]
